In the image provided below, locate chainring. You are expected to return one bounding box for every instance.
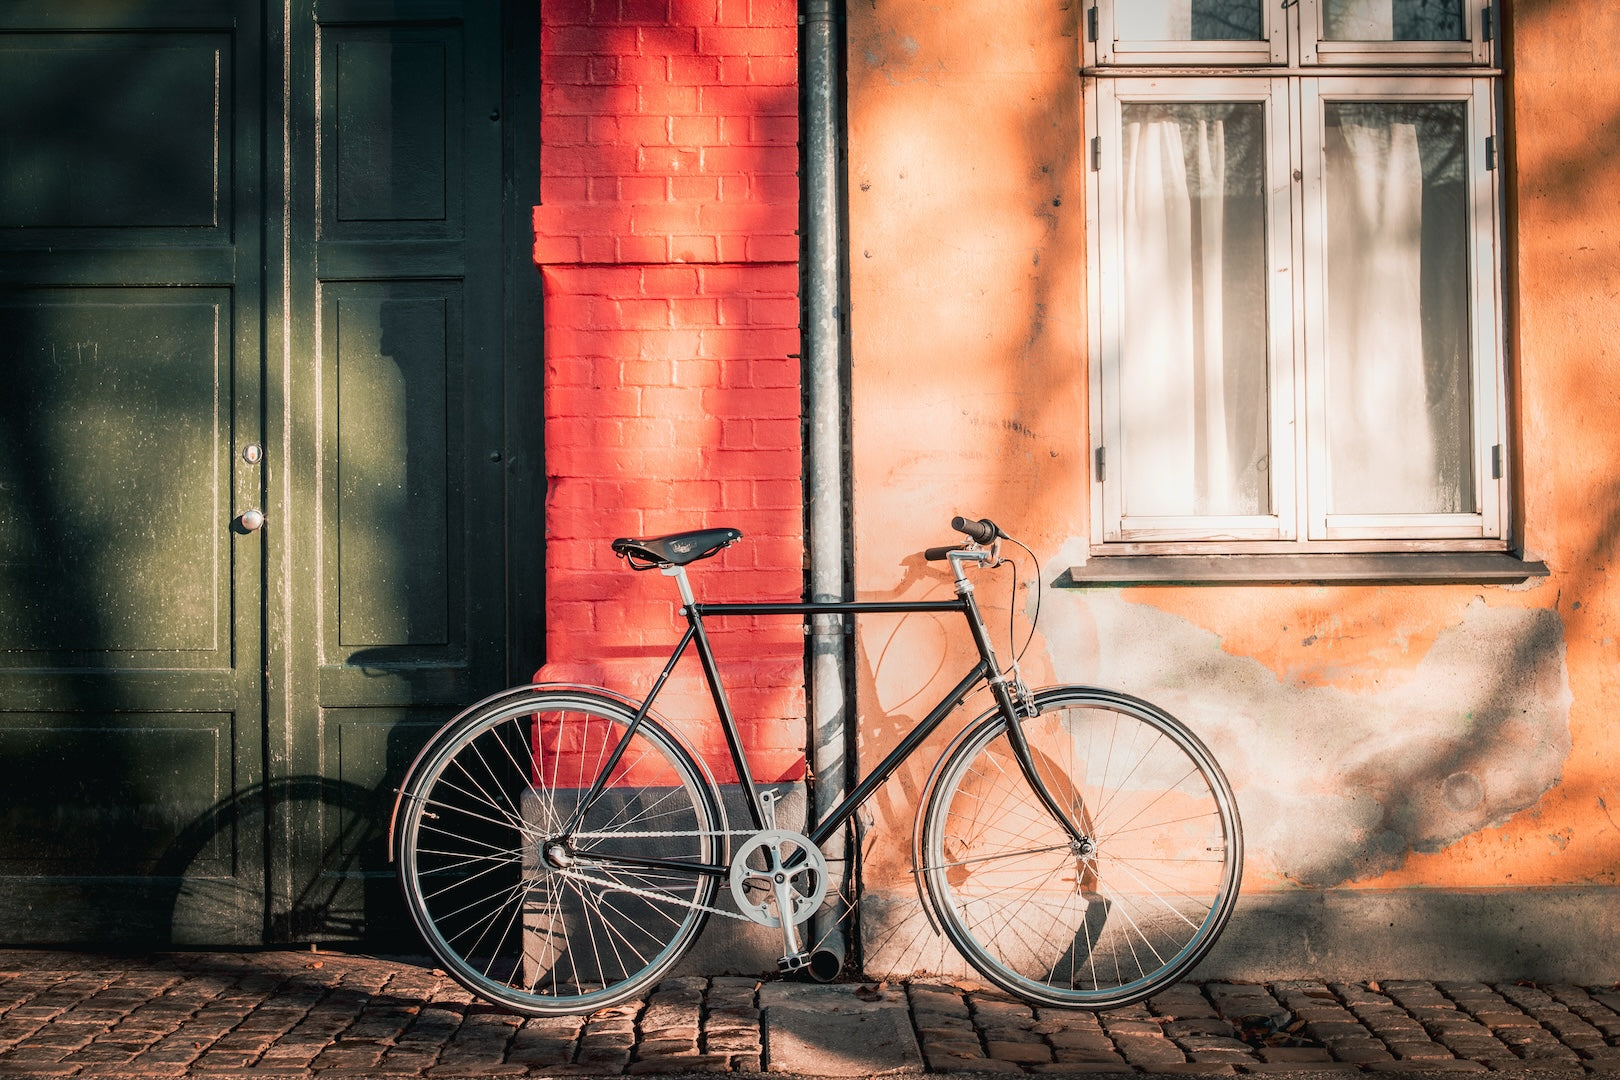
[728,829,829,928]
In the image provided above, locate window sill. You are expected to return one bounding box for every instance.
[1060,552,1549,587]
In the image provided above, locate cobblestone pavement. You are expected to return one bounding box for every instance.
[2,950,1620,1076]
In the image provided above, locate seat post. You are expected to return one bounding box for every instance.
[661,563,697,608]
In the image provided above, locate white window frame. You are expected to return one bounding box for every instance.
[1301,0,1493,67]
[1084,0,1494,69]
[1087,78,1297,545]
[1084,0,1508,557]
[1300,77,1505,543]
[1091,1,1285,67]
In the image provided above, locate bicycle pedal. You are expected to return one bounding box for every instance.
[777,952,811,974]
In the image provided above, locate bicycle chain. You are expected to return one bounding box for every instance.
[548,864,756,922]
[551,828,831,925]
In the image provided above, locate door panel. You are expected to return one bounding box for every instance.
[0,3,265,944]
[0,31,228,231]
[0,292,231,655]
[326,285,462,660]
[276,0,511,941]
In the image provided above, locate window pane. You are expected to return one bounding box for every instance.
[1117,0,1263,41]
[1323,101,1472,516]
[1323,0,1466,41]
[1119,102,1270,518]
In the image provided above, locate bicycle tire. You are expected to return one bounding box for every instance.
[394,687,723,1015]
[920,686,1242,1009]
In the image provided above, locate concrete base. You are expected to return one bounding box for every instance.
[1203,886,1620,984]
[522,780,841,979]
[857,884,1620,986]
[669,782,835,978]
[759,982,922,1075]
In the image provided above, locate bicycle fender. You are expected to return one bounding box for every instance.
[908,698,1006,937]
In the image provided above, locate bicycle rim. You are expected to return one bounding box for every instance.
[395,689,721,1015]
[921,688,1242,1009]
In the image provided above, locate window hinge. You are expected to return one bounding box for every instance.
[1095,445,1107,482]
[1482,4,1493,43]
[1090,135,1102,171]
[1087,5,1099,42]
[1485,135,1497,170]
[1491,444,1503,480]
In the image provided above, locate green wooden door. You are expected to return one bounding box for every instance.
[268,0,539,944]
[0,0,540,945]
[0,2,269,943]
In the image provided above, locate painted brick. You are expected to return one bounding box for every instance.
[698,84,796,117]
[695,26,790,56]
[538,0,802,782]
[617,0,671,24]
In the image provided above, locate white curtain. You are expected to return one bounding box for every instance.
[1326,0,1395,39]
[1121,113,1259,518]
[1325,118,1440,514]
[1118,0,1193,40]
[1122,118,1197,516]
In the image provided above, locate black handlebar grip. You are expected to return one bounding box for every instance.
[951,515,1000,544]
[924,545,962,562]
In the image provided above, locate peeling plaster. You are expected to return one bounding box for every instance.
[1039,575,1573,889]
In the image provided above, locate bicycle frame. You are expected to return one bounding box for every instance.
[562,550,1087,880]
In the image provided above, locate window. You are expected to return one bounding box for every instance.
[1084,0,1507,556]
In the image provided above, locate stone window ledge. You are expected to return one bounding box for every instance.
[1060,552,1549,587]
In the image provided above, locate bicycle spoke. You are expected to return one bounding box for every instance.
[922,691,1240,1009]
[397,692,719,1015]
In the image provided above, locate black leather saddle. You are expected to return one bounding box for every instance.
[611,527,743,569]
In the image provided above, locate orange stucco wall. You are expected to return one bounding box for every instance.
[845,0,1620,976]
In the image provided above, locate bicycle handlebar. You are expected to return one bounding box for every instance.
[924,515,1003,561]
[951,515,1001,544]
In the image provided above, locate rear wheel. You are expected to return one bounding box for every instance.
[921,687,1241,1009]
[394,688,723,1015]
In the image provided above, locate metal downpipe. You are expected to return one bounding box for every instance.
[802,0,848,982]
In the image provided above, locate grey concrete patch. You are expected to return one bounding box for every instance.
[863,885,1620,987]
[673,783,824,978]
[760,982,923,1075]
[1203,886,1620,984]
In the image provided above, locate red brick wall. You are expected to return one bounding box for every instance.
[533,0,804,783]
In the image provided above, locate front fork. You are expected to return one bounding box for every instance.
[953,561,1091,855]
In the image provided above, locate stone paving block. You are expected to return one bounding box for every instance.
[1257,1045,1334,1062]
[11,952,1620,1078]
[1363,1060,1490,1072]
[1046,1027,1115,1051]
[760,983,923,1076]
[1152,983,1219,1017]
[1030,1061,1135,1073]
[1114,1034,1189,1065]
[1102,1016,1169,1036]
[1241,1064,1361,1073]
[1163,1017,1235,1038]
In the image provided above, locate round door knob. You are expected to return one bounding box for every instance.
[239,508,266,532]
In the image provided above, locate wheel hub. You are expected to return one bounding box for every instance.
[541,839,575,869]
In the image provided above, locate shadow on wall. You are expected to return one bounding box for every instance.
[1043,583,1571,889]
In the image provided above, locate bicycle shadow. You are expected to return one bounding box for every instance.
[835,550,1018,980]
[154,774,418,947]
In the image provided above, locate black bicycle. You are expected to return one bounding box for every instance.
[391,516,1242,1014]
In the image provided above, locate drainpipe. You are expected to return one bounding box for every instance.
[802,0,848,982]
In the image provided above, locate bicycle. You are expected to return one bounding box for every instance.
[391,515,1242,1015]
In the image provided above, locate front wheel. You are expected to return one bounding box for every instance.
[394,688,724,1015]
[920,687,1242,1009]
